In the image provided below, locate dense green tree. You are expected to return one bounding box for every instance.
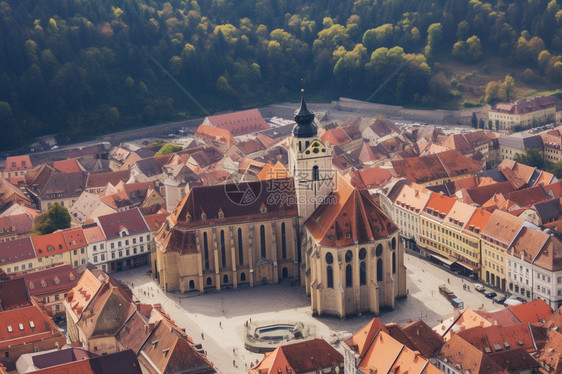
[471,112,477,128]
[514,149,546,170]
[34,203,71,235]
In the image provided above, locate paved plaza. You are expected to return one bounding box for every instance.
[113,253,500,373]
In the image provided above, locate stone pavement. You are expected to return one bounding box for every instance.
[113,254,501,373]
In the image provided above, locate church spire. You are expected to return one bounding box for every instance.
[292,88,317,138]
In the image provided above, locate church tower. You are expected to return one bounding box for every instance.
[289,91,334,226]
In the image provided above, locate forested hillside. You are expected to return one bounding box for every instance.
[1,0,562,151]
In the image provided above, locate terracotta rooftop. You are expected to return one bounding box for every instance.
[393,183,431,214]
[345,318,388,357]
[96,208,149,240]
[250,338,342,374]
[400,319,444,358]
[204,108,269,136]
[444,201,476,230]
[236,138,265,155]
[423,193,456,220]
[480,209,524,246]
[508,299,553,325]
[257,161,290,181]
[65,269,104,319]
[366,118,400,138]
[51,159,84,173]
[195,124,235,145]
[305,175,398,247]
[463,181,516,206]
[491,95,558,114]
[0,304,65,350]
[392,150,482,184]
[86,170,130,189]
[437,334,506,374]
[321,127,352,146]
[32,231,69,258]
[4,155,32,172]
[462,208,492,237]
[347,167,395,189]
[138,319,215,374]
[0,213,33,238]
[13,264,79,298]
[456,324,536,354]
[0,278,30,310]
[0,237,36,266]
[143,211,170,232]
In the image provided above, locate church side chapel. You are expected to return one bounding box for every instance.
[153,93,406,318]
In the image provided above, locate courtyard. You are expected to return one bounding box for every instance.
[113,253,499,373]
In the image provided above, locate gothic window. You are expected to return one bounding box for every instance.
[241,272,246,282]
[312,166,319,181]
[281,223,287,259]
[392,252,396,274]
[238,228,244,265]
[260,225,266,258]
[223,274,229,284]
[220,230,226,268]
[345,250,353,263]
[206,277,212,286]
[325,252,333,264]
[391,237,396,250]
[360,261,367,285]
[377,258,383,282]
[346,264,353,287]
[359,248,366,260]
[327,266,333,288]
[203,232,209,270]
[376,244,383,257]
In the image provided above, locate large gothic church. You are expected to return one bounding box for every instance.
[153,96,406,317]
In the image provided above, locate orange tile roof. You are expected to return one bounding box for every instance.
[393,184,431,214]
[463,208,492,236]
[205,108,269,135]
[4,155,32,172]
[345,318,388,357]
[195,124,235,145]
[305,175,398,247]
[51,159,83,173]
[62,227,87,251]
[347,167,394,189]
[250,338,343,374]
[508,299,553,325]
[257,161,290,181]
[31,231,69,258]
[444,201,476,229]
[481,209,524,246]
[423,193,456,218]
[438,334,505,373]
[321,127,352,146]
[65,269,104,318]
[457,324,536,353]
[0,304,65,349]
[82,225,106,244]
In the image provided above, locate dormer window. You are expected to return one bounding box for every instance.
[260,203,267,214]
[201,211,207,220]
[69,274,75,281]
[218,209,224,219]
[29,282,35,290]
[54,277,60,285]
[41,281,47,288]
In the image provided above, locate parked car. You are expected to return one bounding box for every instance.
[493,295,506,304]
[485,290,497,299]
[474,284,485,292]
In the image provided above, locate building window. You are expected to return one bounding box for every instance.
[281,222,287,259]
[223,274,229,284]
[376,244,383,257]
[126,249,130,256]
[346,264,352,288]
[206,277,212,286]
[189,280,195,289]
[94,256,98,263]
[241,272,246,282]
[118,251,122,258]
[237,228,244,265]
[392,252,396,274]
[111,243,114,249]
[260,225,266,258]
[377,258,383,282]
[203,232,209,270]
[327,266,333,288]
[220,230,226,268]
[360,261,367,285]
[312,166,319,181]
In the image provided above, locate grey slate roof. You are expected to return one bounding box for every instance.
[498,134,543,151]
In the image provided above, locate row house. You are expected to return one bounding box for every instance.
[542,132,562,163]
[12,263,79,316]
[25,165,88,211]
[418,192,456,261]
[1,155,33,183]
[480,210,525,292]
[488,95,559,131]
[94,208,151,272]
[507,226,562,309]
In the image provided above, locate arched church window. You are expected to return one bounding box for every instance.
[377,258,383,282]
[203,232,209,270]
[327,266,333,288]
[359,248,366,260]
[345,250,353,263]
[346,264,352,287]
[325,252,333,264]
[281,222,287,259]
[312,166,319,181]
[238,228,244,265]
[220,230,226,268]
[360,261,367,285]
[392,252,396,274]
[391,237,396,250]
[376,244,383,257]
[260,225,266,258]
